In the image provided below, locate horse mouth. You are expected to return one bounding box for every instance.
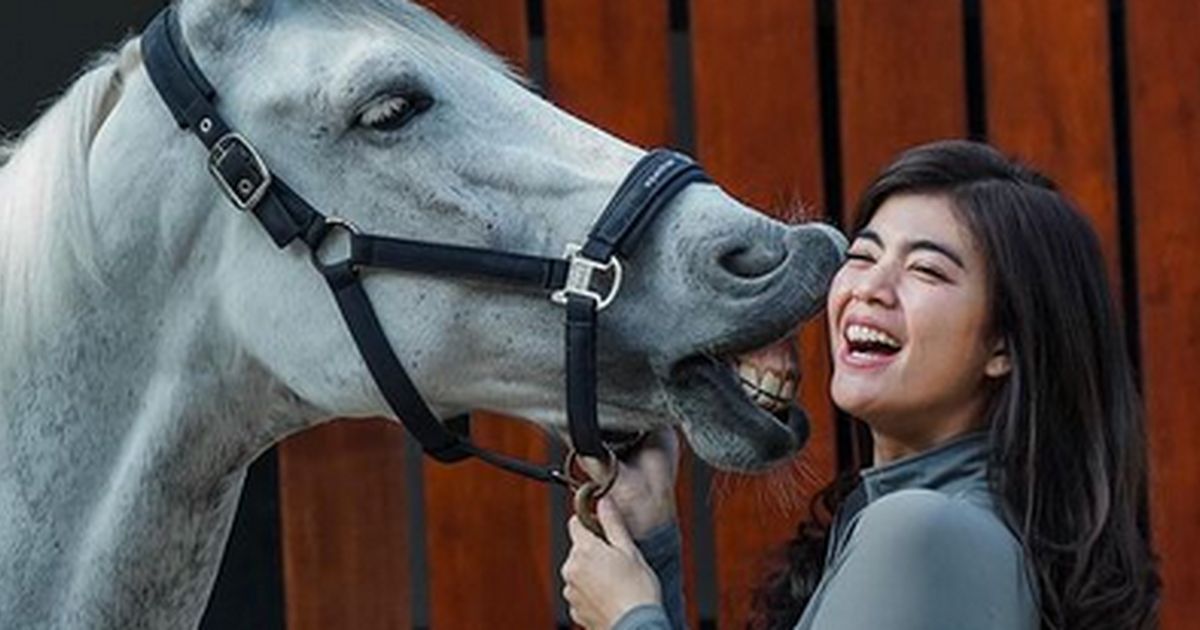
[663,339,809,472]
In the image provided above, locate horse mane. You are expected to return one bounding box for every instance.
[0,39,140,359]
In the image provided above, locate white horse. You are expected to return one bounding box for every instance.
[0,0,844,627]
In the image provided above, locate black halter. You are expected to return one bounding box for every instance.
[140,8,710,484]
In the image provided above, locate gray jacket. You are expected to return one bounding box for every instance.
[617,432,1039,630]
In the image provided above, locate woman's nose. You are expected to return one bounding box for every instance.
[850,264,898,306]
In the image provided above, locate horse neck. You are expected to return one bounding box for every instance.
[1,129,297,625]
[0,251,291,626]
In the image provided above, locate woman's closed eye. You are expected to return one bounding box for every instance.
[909,262,951,283]
[844,251,876,264]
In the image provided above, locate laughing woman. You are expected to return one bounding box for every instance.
[560,140,1160,630]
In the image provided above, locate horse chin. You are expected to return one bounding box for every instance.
[664,354,809,472]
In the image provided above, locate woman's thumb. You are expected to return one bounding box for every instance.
[597,498,636,553]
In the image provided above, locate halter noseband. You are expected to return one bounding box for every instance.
[140,8,709,485]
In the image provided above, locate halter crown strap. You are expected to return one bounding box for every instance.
[140,7,710,476]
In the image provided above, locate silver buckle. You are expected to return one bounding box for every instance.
[551,244,623,311]
[208,133,272,210]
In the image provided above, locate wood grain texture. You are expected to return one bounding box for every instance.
[838,0,967,219]
[278,420,411,630]
[422,417,555,629]
[420,0,529,67]
[983,0,1123,288]
[1126,1,1200,627]
[689,2,833,627]
[543,0,673,147]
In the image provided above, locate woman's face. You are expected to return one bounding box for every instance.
[827,193,1009,448]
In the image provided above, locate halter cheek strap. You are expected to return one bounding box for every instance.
[140,8,709,481]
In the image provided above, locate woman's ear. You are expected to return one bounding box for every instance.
[985,338,1012,378]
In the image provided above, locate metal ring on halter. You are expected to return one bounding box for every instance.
[573,482,609,540]
[560,446,619,496]
[310,217,362,273]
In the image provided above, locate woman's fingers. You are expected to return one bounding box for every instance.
[566,514,599,546]
[597,498,636,553]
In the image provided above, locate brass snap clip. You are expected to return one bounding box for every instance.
[557,446,618,540]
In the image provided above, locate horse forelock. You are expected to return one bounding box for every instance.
[0,39,139,359]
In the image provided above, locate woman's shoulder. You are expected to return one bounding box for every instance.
[844,487,1022,585]
[852,487,1022,561]
[807,489,1038,629]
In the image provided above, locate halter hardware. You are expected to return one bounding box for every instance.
[208,133,272,210]
[310,217,362,273]
[551,244,623,311]
[140,7,711,498]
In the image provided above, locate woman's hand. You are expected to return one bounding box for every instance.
[561,498,662,629]
[581,428,680,539]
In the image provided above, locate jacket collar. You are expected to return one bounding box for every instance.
[859,431,991,502]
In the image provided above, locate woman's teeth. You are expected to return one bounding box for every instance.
[845,324,902,351]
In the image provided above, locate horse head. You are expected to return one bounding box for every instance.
[89,0,845,472]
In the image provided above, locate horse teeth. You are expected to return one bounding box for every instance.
[761,372,781,398]
[738,361,759,386]
[780,379,795,401]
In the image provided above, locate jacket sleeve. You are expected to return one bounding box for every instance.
[612,523,686,630]
[807,490,1038,630]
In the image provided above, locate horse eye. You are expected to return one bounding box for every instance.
[356,92,432,132]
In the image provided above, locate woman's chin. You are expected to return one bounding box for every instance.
[831,376,889,417]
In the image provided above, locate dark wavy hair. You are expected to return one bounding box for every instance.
[750,140,1159,629]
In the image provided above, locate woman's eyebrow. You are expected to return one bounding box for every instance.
[853,229,884,247]
[852,229,967,270]
[908,239,966,270]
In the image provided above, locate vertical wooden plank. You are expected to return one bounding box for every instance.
[689,3,831,628]
[278,420,411,630]
[543,2,701,626]
[1127,1,1200,627]
[420,0,529,66]
[544,0,673,146]
[411,4,558,628]
[983,0,1122,286]
[423,417,555,629]
[838,0,967,218]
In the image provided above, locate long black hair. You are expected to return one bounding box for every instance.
[750,140,1159,629]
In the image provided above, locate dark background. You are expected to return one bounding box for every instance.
[2,5,285,629]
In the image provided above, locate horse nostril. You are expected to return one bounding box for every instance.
[718,240,787,279]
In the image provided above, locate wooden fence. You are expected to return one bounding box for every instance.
[271,0,1199,628]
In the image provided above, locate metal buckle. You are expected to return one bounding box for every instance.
[551,243,623,311]
[207,133,272,210]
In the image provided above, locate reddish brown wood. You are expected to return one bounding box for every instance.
[689,2,833,627]
[422,416,555,629]
[543,0,673,147]
[278,420,411,630]
[420,0,529,66]
[838,0,967,220]
[983,0,1123,290]
[1126,1,1200,627]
